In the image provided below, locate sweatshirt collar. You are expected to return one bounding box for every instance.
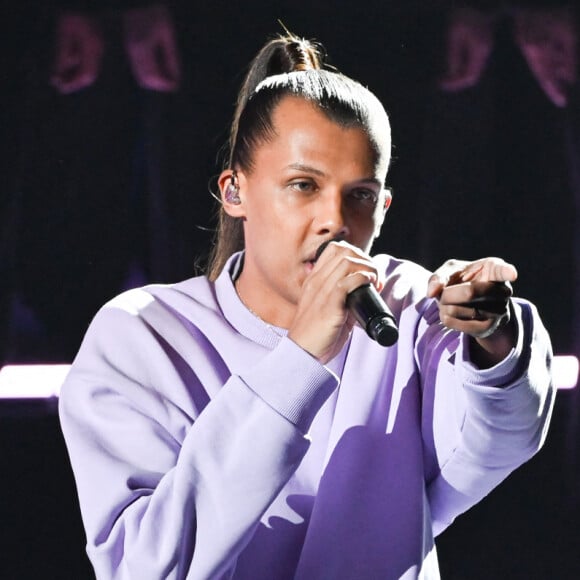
[215,252,288,349]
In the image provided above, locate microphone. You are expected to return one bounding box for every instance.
[315,241,399,347]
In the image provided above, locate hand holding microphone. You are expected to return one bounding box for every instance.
[288,239,399,363]
[315,241,398,347]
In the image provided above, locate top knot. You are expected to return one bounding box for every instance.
[236,33,324,103]
[279,35,321,72]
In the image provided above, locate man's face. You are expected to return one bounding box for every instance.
[226,96,391,327]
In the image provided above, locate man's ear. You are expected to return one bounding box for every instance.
[374,188,392,238]
[218,169,246,217]
[383,189,392,213]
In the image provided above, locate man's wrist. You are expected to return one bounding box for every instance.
[469,302,518,369]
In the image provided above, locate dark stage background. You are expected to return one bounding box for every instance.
[1,1,579,578]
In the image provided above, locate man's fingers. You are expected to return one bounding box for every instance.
[479,260,518,283]
[460,258,517,283]
[440,280,512,305]
[494,262,518,282]
[428,257,517,301]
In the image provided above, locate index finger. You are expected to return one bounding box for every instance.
[461,258,518,283]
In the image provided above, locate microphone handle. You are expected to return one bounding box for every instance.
[346,284,399,347]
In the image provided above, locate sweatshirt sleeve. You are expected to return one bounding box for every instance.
[418,299,556,536]
[59,299,338,580]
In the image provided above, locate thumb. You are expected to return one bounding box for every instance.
[427,273,445,299]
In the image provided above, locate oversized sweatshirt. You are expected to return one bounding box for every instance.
[59,252,555,579]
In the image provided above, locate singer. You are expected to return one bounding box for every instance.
[60,33,555,579]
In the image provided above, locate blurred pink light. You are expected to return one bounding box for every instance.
[0,356,578,399]
[552,355,579,390]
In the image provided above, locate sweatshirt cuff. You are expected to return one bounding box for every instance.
[457,299,526,389]
[239,337,339,433]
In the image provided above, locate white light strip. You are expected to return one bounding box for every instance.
[0,365,71,399]
[0,355,578,399]
[552,355,579,390]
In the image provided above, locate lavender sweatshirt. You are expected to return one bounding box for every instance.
[59,252,555,579]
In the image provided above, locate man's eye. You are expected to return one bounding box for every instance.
[350,189,378,204]
[290,180,316,193]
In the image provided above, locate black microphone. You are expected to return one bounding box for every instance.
[315,241,399,347]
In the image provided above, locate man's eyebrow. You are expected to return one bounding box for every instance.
[286,164,382,187]
[358,177,383,188]
[285,163,326,176]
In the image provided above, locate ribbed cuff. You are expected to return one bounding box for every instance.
[458,299,525,389]
[240,337,339,433]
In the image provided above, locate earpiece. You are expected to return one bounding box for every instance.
[224,173,241,205]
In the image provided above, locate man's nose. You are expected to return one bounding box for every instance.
[314,190,349,239]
